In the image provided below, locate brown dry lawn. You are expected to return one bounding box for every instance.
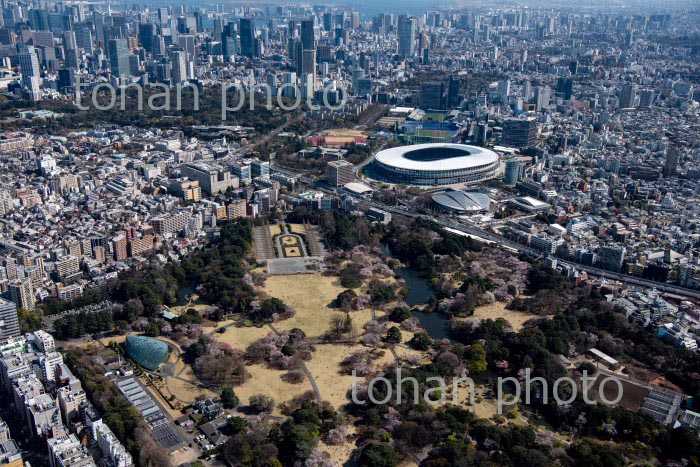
[282,236,298,245]
[213,324,271,350]
[162,364,217,404]
[304,344,359,409]
[167,302,210,316]
[465,302,541,332]
[284,247,302,257]
[318,425,357,466]
[98,334,126,346]
[235,363,312,416]
[269,224,284,237]
[263,275,353,337]
[287,223,307,234]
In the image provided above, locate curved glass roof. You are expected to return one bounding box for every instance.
[432,190,492,212]
[126,335,169,371]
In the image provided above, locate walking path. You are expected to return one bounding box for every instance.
[370,308,402,365]
[267,322,323,405]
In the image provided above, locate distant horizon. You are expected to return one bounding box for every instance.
[121,0,699,18]
[131,0,446,17]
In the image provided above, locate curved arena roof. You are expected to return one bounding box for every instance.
[126,335,169,371]
[432,191,493,213]
[374,143,499,171]
[370,143,500,187]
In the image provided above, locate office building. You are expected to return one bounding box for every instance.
[326,160,354,187]
[0,418,10,443]
[367,207,392,224]
[504,159,522,186]
[57,384,86,423]
[231,163,252,182]
[168,179,201,201]
[63,32,79,69]
[221,21,238,57]
[302,49,316,85]
[475,122,488,146]
[181,163,239,194]
[27,394,62,439]
[18,45,41,101]
[251,160,270,179]
[498,79,511,100]
[138,23,156,53]
[501,118,537,149]
[638,89,655,108]
[447,75,462,108]
[75,27,93,53]
[397,16,416,58]
[300,19,315,51]
[556,77,574,100]
[0,426,21,467]
[619,84,637,108]
[419,82,445,110]
[108,38,130,79]
[596,245,627,272]
[0,299,19,341]
[239,18,255,59]
[57,68,76,94]
[322,13,333,32]
[663,148,680,178]
[170,49,188,84]
[534,85,551,110]
[178,35,196,57]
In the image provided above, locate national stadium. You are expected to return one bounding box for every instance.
[369,143,500,187]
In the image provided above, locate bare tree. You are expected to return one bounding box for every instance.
[135,423,172,467]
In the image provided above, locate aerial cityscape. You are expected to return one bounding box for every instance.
[0,1,698,467]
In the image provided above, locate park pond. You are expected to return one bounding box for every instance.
[382,243,455,342]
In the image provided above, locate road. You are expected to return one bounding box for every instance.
[355,198,700,300]
[274,161,700,300]
[270,143,700,301]
[266,322,323,406]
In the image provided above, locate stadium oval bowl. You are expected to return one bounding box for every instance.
[370,143,500,186]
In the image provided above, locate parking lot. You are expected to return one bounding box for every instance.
[267,256,325,274]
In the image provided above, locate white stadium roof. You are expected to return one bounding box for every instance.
[374,143,499,172]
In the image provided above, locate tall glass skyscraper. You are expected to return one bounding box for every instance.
[18,45,42,100]
[301,19,315,51]
[397,15,416,58]
[108,38,130,78]
[239,18,255,58]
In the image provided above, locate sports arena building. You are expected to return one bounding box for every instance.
[432,190,493,214]
[370,143,500,186]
